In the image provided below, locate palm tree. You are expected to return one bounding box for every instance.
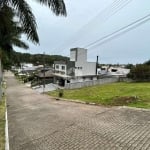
[0,5,30,69]
[0,0,66,44]
[0,5,29,52]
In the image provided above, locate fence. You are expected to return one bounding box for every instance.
[65,77,119,89]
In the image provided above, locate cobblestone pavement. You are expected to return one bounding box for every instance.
[5,71,150,150]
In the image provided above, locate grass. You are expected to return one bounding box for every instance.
[0,96,5,150]
[48,82,150,109]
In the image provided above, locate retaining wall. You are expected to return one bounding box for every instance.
[65,77,119,89]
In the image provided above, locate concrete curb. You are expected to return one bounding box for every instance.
[5,98,9,150]
[49,96,106,107]
[49,96,150,111]
[118,106,150,111]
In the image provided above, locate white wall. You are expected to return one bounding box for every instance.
[65,77,119,89]
[70,48,87,62]
[70,48,96,76]
[75,62,96,76]
[70,76,97,83]
[55,64,67,75]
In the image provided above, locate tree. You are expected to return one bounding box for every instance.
[0,0,67,44]
[0,49,12,70]
[127,64,150,81]
[0,5,29,69]
[125,63,134,69]
[0,5,29,51]
[144,60,150,65]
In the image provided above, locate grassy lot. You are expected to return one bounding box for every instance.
[48,82,150,109]
[0,97,5,150]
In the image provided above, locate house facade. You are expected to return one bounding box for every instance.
[54,61,67,75]
[53,48,97,86]
[70,48,96,76]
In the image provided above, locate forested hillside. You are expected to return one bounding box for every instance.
[1,50,69,69]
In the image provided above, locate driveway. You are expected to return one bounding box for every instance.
[5,71,150,150]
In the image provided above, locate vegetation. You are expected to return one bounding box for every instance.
[128,64,150,81]
[11,51,69,67]
[0,5,29,51]
[48,82,150,109]
[0,0,66,70]
[144,59,150,65]
[1,50,69,69]
[0,97,5,150]
[0,4,29,70]
[125,63,134,69]
[0,0,66,44]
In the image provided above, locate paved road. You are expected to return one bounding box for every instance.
[5,71,150,150]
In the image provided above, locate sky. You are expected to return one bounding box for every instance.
[15,0,150,64]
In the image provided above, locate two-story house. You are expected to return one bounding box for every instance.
[53,48,97,86]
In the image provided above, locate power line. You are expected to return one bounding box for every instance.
[74,13,150,61]
[53,0,133,53]
[67,0,133,47]
[85,13,150,49]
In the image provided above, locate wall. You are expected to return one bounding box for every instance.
[70,76,97,83]
[65,77,119,89]
[71,48,96,76]
[54,64,67,75]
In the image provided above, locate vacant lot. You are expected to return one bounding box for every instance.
[0,97,5,150]
[48,82,150,109]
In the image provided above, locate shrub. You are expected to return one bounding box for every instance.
[128,64,150,81]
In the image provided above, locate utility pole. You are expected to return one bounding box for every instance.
[43,52,45,93]
[96,55,99,76]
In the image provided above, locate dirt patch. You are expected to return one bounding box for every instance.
[111,96,138,106]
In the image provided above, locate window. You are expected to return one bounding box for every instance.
[101,68,106,70]
[75,66,82,69]
[56,65,59,69]
[62,66,65,70]
[111,69,117,72]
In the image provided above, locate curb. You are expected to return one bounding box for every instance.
[5,98,9,150]
[49,96,150,111]
[118,106,150,111]
[50,96,105,107]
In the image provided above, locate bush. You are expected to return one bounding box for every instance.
[128,64,150,81]
[58,88,64,97]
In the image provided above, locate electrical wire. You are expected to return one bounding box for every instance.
[85,13,150,49]
[53,0,133,53]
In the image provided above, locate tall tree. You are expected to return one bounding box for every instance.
[0,5,29,69]
[0,0,67,44]
[0,5,29,52]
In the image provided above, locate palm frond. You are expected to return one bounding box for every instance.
[0,4,29,51]
[11,38,29,49]
[35,0,67,16]
[11,0,39,43]
[1,0,67,46]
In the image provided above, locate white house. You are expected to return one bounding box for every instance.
[99,66,130,76]
[70,48,96,76]
[53,48,97,86]
[54,61,67,75]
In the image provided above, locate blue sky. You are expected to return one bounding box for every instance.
[15,0,150,64]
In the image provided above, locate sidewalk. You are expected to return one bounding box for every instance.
[5,71,150,150]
